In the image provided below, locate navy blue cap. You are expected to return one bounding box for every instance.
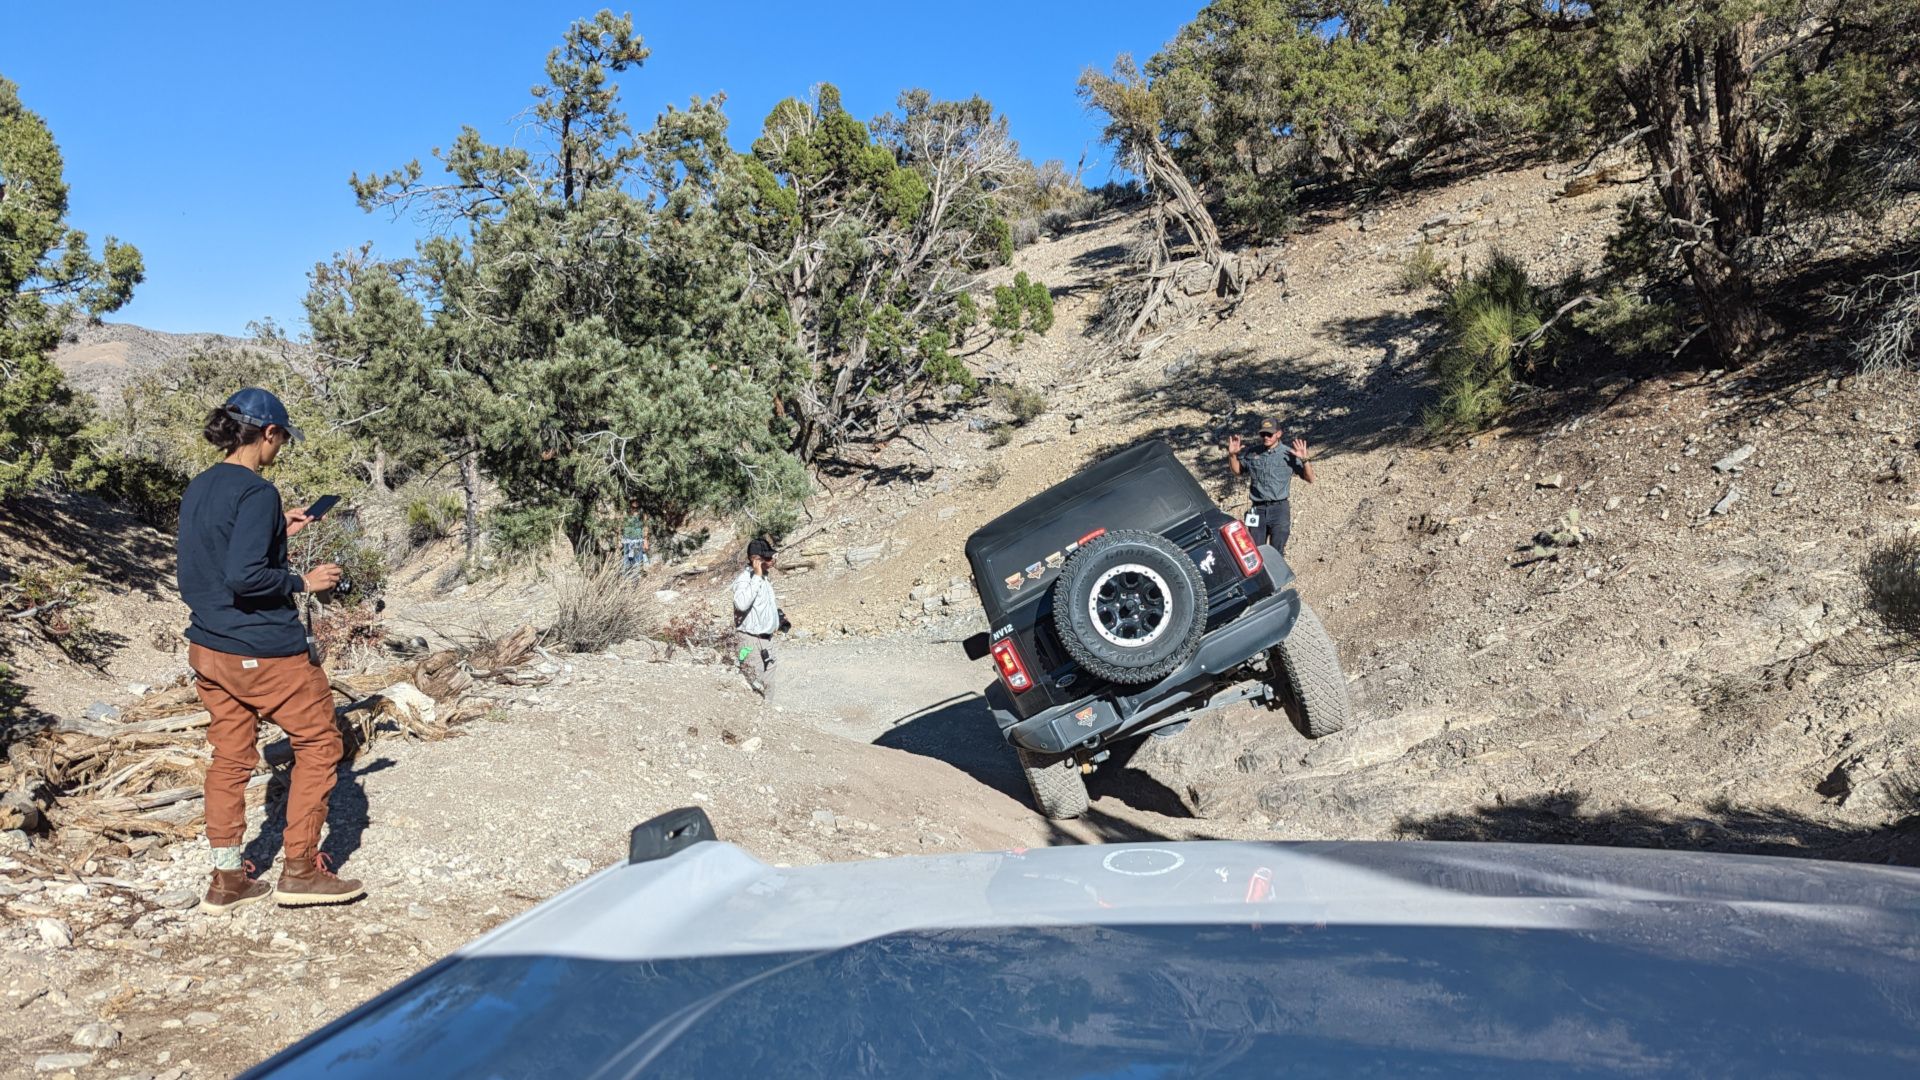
[747,537,776,560]
[223,388,303,442]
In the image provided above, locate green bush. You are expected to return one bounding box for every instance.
[990,272,1055,345]
[75,347,367,528]
[989,383,1047,426]
[988,424,1014,448]
[1424,251,1549,435]
[1572,286,1682,358]
[487,503,565,563]
[405,493,464,545]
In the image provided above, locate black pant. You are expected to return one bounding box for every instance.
[1248,499,1291,555]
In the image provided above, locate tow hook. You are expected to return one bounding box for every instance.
[1081,750,1111,775]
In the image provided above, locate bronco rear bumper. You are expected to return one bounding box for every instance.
[991,548,1300,756]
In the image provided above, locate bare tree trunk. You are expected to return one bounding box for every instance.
[461,437,480,572]
[1627,21,1779,360]
[366,440,388,491]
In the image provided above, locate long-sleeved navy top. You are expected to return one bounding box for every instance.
[176,462,308,657]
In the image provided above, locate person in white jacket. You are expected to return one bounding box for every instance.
[732,537,782,699]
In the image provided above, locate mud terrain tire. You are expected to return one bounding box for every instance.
[1052,530,1207,685]
[1016,747,1090,819]
[1273,602,1352,738]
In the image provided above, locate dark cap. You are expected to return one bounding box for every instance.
[747,537,777,560]
[224,388,303,442]
[1257,417,1282,435]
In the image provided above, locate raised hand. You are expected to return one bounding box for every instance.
[1291,436,1309,459]
[1227,434,1243,454]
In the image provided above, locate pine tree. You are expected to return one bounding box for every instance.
[315,12,804,555]
[0,76,143,499]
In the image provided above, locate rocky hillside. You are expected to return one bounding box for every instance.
[4,156,1918,1074]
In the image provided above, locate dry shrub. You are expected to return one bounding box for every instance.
[1864,533,1920,641]
[1396,242,1447,292]
[548,558,658,653]
[989,382,1047,425]
[659,609,732,659]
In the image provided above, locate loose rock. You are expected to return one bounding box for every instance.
[1712,444,1755,473]
[71,1022,121,1049]
[37,918,72,948]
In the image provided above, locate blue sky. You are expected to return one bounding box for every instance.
[2,2,1198,337]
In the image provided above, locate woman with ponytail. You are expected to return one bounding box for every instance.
[176,388,364,912]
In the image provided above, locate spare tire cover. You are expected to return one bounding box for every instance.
[1052,529,1207,685]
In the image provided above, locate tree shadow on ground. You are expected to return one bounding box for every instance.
[0,492,178,598]
[1071,243,1134,275]
[1394,790,1920,868]
[1102,338,1431,470]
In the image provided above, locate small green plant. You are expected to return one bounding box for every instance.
[1573,286,1682,357]
[990,272,1055,345]
[1396,242,1448,292]
[952,292,979,342]
[989,383,1047,426]
[988,424,1014,448]
[405,493,465,545]
[1424,251,1550,435]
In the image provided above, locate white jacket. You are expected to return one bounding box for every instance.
[731,569,779,635]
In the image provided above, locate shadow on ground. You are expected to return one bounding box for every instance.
[1395,791,1920,868]
[877,695,1203,824]
[1102,339,1431,470]
[245,749,394,872]
[1,492,178,597]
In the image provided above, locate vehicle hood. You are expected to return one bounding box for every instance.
[249,841,1920,1078]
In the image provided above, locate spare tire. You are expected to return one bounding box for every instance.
[1052,529,1206,685]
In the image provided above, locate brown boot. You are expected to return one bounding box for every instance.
[200,865,272,914]
[275,853,366,907]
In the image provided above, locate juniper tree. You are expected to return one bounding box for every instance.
[0,76,143,499]
[315,11,803,554]
[734,86,1018,461]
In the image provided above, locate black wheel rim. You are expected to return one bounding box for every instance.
[1093,569,1168,645]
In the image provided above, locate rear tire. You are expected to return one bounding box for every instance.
[1273,602,1352,738]
[1016,748,1090,820]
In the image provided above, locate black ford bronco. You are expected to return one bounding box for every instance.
[963,440,1352,818]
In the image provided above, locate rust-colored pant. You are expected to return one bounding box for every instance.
[189,644,341,862]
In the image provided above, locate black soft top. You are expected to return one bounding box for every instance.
[966,441,1214,623]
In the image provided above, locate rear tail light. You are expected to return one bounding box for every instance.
[990,638,1035,693]
[1221,520,1263,577]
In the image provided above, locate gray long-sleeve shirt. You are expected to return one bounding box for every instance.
[731,569,779,636]
[176,463,307,657]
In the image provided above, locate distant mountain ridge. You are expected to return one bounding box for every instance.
[52,320,303,399]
